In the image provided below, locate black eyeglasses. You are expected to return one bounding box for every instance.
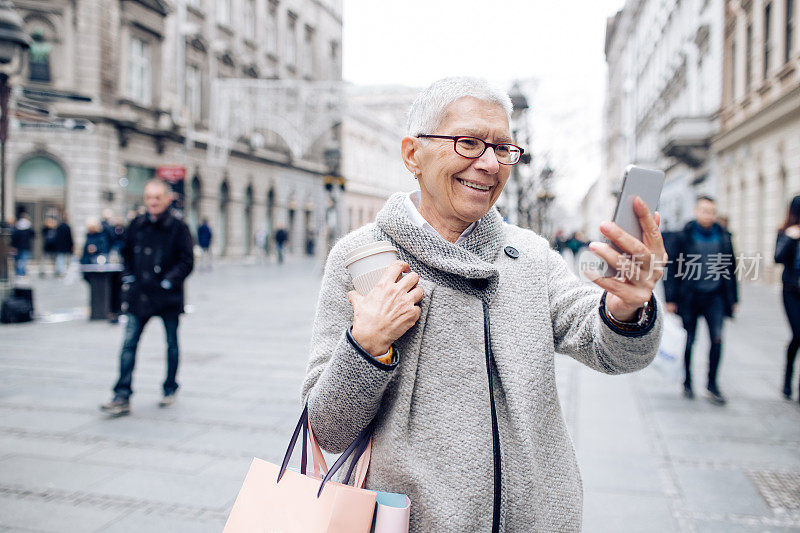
[417,135,524,165]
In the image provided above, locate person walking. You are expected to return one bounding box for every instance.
[274,224,288,264]
[10,212,34,277]
[197,219,212,271]
[80,217,111,265]
[51,216,74,276]
[775,195,800,404]
[303,77,665,531]
[100,179,194,416]
[665,196,738,405]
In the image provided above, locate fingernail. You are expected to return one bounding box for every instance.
[588,241,599,251]
[600,222,611,232]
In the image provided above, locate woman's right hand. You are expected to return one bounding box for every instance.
[348,260,424,357]
[785,225,800,239]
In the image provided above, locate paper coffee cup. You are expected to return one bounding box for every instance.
[344,241,399,295]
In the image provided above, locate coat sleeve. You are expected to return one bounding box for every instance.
[300,238,398,453]
[547,248,662,374]
[775,232,797,265]
[163,222,194,286]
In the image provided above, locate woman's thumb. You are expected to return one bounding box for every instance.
[347,290,361,306]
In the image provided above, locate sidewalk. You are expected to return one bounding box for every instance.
[565,282,800,532]
[0,260,798,532]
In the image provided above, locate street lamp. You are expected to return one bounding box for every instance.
[0,0,30,297]
[323,138,342,256]
[508,82,529,227]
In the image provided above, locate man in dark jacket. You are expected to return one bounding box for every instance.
[10,213,34,277]
[664,196,738,405]
[100,179,194,416]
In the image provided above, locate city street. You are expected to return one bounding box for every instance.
[0,257,799,532]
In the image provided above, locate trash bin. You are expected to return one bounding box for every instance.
[81,264,123,320]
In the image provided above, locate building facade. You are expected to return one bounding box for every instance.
[7,0,343,261]
[714,0,800,283]
[341,85,418,232]
[602,0,725,232]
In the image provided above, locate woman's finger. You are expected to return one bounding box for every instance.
[587,242,640,280]
[377,260,410,286]
[408,285,425,304]
[397,270,420,292]
[599,221,651,260]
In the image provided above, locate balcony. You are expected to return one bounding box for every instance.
[660,115,717,168]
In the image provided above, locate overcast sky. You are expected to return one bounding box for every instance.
[342,0,626,211]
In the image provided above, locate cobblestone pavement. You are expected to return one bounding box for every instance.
[0,258,799,532]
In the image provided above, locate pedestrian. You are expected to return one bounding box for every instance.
[41,217,59,277]
[80,217,111,265]
[302,77,665,531]
[274,224,288,264]
[197,219,212,271]
[305,228,315,256]
[664,196,738,405]
[10,212,34,277]
[52,216,74,276]
[775,195,800,404]
[99,179,194,416]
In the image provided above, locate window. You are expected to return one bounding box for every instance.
[329,40,339,80]
[28,27,52,83]
[787,0,795,63]
[185,64,201,121]
[244,0,256,41]
[764,3,772,79]
[286,12,297,67]
[303,25,314,77]
[127,37,151,105]
[217,0,230,26]
[267,2,278,55]
[746,23,753,90]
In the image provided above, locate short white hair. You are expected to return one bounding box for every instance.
[406,77,513,137]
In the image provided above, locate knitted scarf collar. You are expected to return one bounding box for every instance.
[374,192,504,301]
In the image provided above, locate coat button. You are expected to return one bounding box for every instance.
[504,246,519,259]
[144,247,152,255]
[154,265,161,273]
[470,278,489,289]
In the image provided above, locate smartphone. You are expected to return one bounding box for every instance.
[604,164,665,277]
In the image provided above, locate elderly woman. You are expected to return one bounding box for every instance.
[302,77,666,532]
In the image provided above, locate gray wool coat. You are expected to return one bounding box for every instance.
[301,192,662,532]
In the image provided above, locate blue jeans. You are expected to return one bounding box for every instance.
[113,314,180,400]
[14,249,31,276]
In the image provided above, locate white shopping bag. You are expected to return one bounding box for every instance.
[651,312,686,382]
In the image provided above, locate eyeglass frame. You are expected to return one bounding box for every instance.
[416,134,525,165]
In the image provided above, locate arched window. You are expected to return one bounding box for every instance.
[24,16,59,84]
[189,176,202,233]
[219,181,230,256]
[14,155,66,261]
[244,185,254,255]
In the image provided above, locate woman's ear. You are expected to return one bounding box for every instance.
[401,136,422,179]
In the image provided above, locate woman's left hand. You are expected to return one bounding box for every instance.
[586,196,668,322]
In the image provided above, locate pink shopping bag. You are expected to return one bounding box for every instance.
[223,405,378,533]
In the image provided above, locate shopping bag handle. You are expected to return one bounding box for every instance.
[276,404,376,497]
[316,417,376,497]
[276,404,327,482]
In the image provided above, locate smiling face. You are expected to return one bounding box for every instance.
[402,96,513,241]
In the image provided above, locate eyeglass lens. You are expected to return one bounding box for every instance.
[454,138,520,164]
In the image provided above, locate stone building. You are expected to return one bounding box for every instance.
[602,0,725,232]
[6,0,343,261]
[341,85,418,233]
[714,0,800,283]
